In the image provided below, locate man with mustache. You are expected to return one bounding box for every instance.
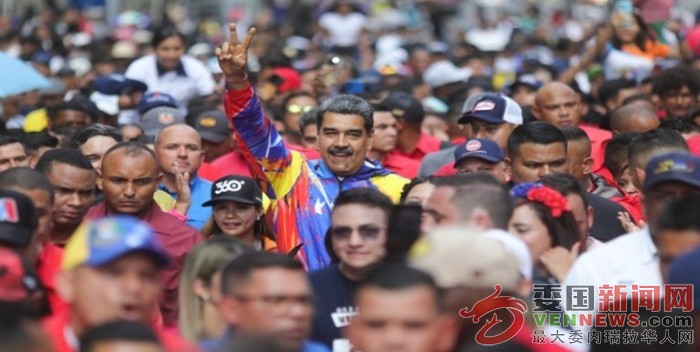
[216,24,407,270]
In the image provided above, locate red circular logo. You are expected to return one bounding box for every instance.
[466,140,482,152]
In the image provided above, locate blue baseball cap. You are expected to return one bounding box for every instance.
[643,152,700,192]
[454,138,505,165]
[458,93,523,125]
[138,92,178,113]
[62,216,171,270]
[92,74,147,96]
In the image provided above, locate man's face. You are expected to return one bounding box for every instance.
[511,86,537,107]
[609,87,641,111]
[455,158,506,183]
[53,109,90,130]
[318,112,372,177]
[659,86,698,119]
[300,124,318,150]
[0,142,29,172]
[154,125,204,176]
[201,138,233,163]
[90,341,162,352]
[422,187,460,234]
[221,268,313,351]
[284,95,317,133]
[469,121,514,151]
[330,204,388,272]
[80,136,119,174]
[348,286,453,352]
[46,163,96,231]
[59,253,162,329]
[644,182,700,229]
[101,152,160,217]
[565,193,592,240]
[534,88,582,128]
[566,140,592,183]
[658,229,700,281]
[508,142,568,183]
[372,112,398,153]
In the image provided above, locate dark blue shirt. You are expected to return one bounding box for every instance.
[309,264,358,350]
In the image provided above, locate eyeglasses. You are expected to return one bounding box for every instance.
[287,104,314,114]
[330,225,384,242]
[230,294,315,314]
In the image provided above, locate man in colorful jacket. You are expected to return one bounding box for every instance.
[216,24,407,270]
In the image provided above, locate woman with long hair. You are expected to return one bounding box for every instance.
[508,182,583,284]
[178,237,253,342]
[200,176,276,251]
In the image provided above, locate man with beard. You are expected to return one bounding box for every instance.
[216,24,407,270]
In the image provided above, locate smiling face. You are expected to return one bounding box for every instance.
[154,36,185,71]
[213,201,261,242]
[318,112,372,177]
[331,203,388,272]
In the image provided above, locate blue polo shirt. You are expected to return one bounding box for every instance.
[159,175,212,231]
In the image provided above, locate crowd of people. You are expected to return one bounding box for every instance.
[2,0,700,351]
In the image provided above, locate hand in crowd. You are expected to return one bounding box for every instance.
[539,241,581,283]
[617,211,644,233]
[173,162,192,216]
[215,23,256,90]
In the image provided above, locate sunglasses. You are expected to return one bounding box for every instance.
[330,225,384,242]
[287,104,314,114]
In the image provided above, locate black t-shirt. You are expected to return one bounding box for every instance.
[585,192,629,242]
[309,264,358,350]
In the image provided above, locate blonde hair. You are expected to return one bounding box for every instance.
[178,237,253,341]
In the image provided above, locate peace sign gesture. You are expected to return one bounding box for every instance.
[216,23,256,83]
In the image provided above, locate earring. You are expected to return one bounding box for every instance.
[200,294,210,302]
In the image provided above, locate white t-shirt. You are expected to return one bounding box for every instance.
[318,12,367,47]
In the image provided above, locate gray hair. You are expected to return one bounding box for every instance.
[317,94,374,133]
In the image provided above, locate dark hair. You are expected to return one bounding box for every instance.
[604,132,642,178]
[652,66,700,97]
[0,320,52,352]
[46,99,91,122]
[513,190,580,250]
[71,124,123,148]
[317,94,374,133]
[561,127,590,144]
[221,252,304,295]
[298,109,318,133]
[20,132,58,153]
[610,12,656,52]
[0,135,24,148]
[540,173,588,208]
[598,79,637,106]
[0,167,55,202]
[79,320,161,352]
[660,117,700,135]
[621,93,652,106]
[333,188,393,215]
[657,195,700,232]
[282,91,315,109]
[35,148,94,174]
[433,173,513,230]
[628,128,688,170]
[102,141,157,163]
[400,176,435,204]
[151,26,185,48]
[356,262,441,310]
[507,121,567,159]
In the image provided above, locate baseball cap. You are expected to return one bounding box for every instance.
[453,138,505,165]
[194,110,231,143]
[422,60,472,88]
[508,74,543,92]
[0,190,39,248]
[379,91,425,124]
[138,92,178,114]
[111,40,138,59]
[408,226,522,292]
[141,107,185,136]
[643,152,700,192]
[92,74,147,96]
[202,176,263,207]
[0,247,40,304]
[271,67,302,93]
[457,93,523,125]
[62,216,171,271]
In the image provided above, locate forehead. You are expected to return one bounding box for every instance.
[357,286,437,315]
[158,125,201,144]
[373,111,396,124]
[47,162,94,179]
[320,112,366,130]
[0,142,25,154]
[538,86,578,104]
[457,158,496,169]
[332,203,387,225]
[288,95,316,105]
[103,151,157,175]
[83,135,119,149]
[515,142,566,160]
[56,109,87,117]
[245,268,310,294]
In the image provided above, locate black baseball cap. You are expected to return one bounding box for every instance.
[202,176,263,207]
[194,110,231,144]
[0,189,39,248]
[379,91,425,124]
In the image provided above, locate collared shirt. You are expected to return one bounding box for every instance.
[159,175,212,231]
[389,133,444,162]
[124,54,215,111]
[85,202,204,326]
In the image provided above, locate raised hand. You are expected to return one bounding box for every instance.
[215,23,256,82]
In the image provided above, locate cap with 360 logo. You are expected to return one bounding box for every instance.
[202,175,263,207]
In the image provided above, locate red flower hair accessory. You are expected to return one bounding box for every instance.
[526,186,571,218]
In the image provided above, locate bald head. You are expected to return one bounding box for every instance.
[154,123,202,147]
[153,123,204,177]
[611,105,660,135]
[533,82,583,128]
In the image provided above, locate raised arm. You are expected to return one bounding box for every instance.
[216,24,302,200]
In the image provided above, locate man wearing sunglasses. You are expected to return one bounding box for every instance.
[309,188,392,351]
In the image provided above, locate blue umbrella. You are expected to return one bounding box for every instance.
[0,52,50,98]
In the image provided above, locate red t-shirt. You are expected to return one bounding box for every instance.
[383,153,421,178]
[580,124,612,174]
[36,242,68,318]
[389,133,443,162]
